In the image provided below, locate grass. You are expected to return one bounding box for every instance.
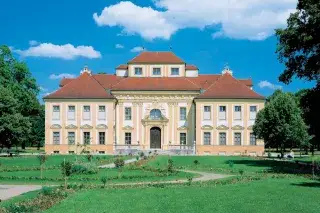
[44,177,320,213]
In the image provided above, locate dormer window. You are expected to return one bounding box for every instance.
[153,68,161,76]
[135,67,142,75]
[171,68,179,75]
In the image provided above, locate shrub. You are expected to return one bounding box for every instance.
[268,152,272,158]
[114,158,125,168]
[228,160,234,168]
[41,186,54,196]
[139,151,145,158]
[86,154,93,162]
[239,169,244,176]
[193,160,200,166]
[6,203,35,213]
[101,176,108,188]
[136,156,139,161]
[167,158,174,173]
[71,163,98,174]
[187,176,193,186]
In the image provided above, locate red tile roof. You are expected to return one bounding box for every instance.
[116,64,128,69]
[196,73,264,99]
[185,65,198,70]
[46,73,261,99]
[129,51,184,64]
[59,78,74,87]
[44,72,113,99]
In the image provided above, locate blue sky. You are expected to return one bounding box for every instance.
[0,0,315,99]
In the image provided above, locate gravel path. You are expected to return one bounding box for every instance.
[98,158,138,168]
[0,185,42,201]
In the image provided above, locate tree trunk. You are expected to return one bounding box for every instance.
[40,164,43,179]
[21,142,25,150]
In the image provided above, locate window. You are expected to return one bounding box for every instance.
[83,132,91,145]
[53,151,60,154]
[234,133,241,145]
[67,106,75,120]
[153,68,161,75]
[99,132,105,145]
[125,107,132,120]
[219,132,226,145]
[180,107,186,120]
[204,106,211,120]
[99,151,105,154]
[125,133,131,145]
[69,151,75,154]
[180,133,187,145]
[219,106,226,120]
[171,68,179,75]
[234,106,242,120]
[98,106,106,120]
[83,105,91,120]
[52,105,60,120]
[150,109,161,120]
[68,132,75,145]
[53,132,60,144]
[250,106,257,120]
[250,133,256,145]
[135,67,142,75]
[203,132,211,145]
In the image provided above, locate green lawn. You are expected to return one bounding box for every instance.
[45,177,320,213]
[146,155,316,175]
[0,155,116,168]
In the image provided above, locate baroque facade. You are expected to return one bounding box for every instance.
[44,51,265,156]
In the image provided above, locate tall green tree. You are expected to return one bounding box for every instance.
[253,91,310,157]
[276,0,319,150]
[0,45,42,149]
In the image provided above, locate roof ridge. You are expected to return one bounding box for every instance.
[92,74,110,91]
[110,76,128,89]
[203,74,224,91]
[184,77,201,89]
[229,75,262,97]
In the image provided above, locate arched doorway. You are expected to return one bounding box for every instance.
[150,127,161,149]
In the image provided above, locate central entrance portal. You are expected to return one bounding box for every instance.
[150,127,161,149]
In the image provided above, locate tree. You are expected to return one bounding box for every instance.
[61,159,72,189]
[253,91,310,157]
[0,45,42,149]
[28,105,45,149]
[37,155,48,179]
[276,0,320,84]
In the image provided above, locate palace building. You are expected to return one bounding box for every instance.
[44,51,265,156]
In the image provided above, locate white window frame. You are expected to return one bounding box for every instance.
[67,105,75,121]
[52,105,60,120]
[180,107,187,121]
[219,132,227,145]
[219,105,227,120]
[203,106,211,120]
[98,132,106,145]
[152,67,161,76]
[234,132,242,146]
[234,105,242,120]
[68,132,75,145]
[125,132,131,145]
[180,132,187,145]
[171,67,180,75]
[53,131,60,145]
[134,67,143,75]
[83,105,91,120]
[98,105,106,121]
[250,133,256,146]
[249,105,258,120]
[83,131,91,145]
[125,107,132,120]
[203,132,211,145]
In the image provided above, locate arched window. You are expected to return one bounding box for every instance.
[150,109,162,120]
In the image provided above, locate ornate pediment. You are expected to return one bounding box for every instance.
[96,124,108,129]
[178,125,188,130]
[216,125,229,130]
[201,125,213,130]
[122,125,134,130]
[247,125,253,130]
[232,125,245,130]
[80,124,93,129]
[50,124,62,129]
[65,124,77,129]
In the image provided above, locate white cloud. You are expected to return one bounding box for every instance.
[115,44,124,49]
[130,46,145,52]
[93,0,297,40]
[258,80,282,90]
[49,73,76,80]
[29,40,39,46]
[14,43,101,60]
[212,31,224,39]
[39,86,48,92]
